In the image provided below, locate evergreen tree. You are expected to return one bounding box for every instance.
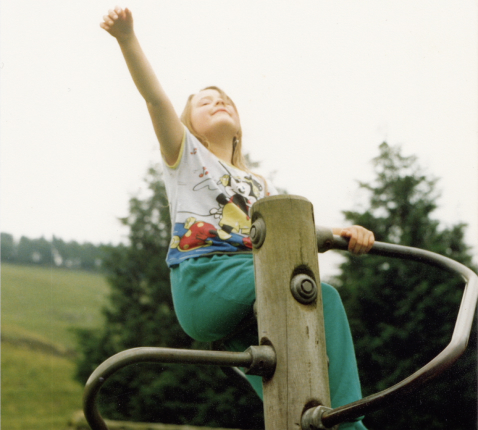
[75,165,263,428]
[333,143,477,429]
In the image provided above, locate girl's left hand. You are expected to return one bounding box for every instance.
[338,225,375,255]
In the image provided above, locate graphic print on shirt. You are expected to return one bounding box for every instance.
[170,161,263,255]
[170,217,217,251]
[210,164,263,239]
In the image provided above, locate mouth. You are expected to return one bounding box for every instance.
[213,109,229,115]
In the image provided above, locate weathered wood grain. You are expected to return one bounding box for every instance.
[251,195,331,430]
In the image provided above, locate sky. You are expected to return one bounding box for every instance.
[1,1,477,276]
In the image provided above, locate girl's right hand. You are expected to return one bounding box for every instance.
[100,7,134,42]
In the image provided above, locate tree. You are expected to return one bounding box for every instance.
[75,165,263,428]
[333,143,477,429]
[51,236,105,270]
[16,236,55,265]
[1,233,16,262]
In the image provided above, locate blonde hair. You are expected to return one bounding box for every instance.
[180,86,250,172]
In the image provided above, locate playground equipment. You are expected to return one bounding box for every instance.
[83,195,478,430]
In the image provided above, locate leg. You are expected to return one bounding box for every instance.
[321,283,363,408]
[171,256,366,428]
[170,254,256,342]
[226,282,367,429]
[321,283,367,429]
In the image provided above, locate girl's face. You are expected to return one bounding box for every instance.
[189,89,240,140]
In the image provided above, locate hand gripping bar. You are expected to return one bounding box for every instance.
[305,228,478,429]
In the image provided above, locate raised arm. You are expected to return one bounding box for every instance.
[100,7,183,165]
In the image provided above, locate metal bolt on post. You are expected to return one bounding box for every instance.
[291,274,318,304]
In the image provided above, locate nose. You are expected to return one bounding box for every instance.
[215,98,226,106]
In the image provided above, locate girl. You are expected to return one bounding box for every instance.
[101,7,374,429]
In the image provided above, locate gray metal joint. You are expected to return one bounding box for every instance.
[243,345,276,378]
[316,226,334,253]
[302,405,334,430]
[250,218,266,249]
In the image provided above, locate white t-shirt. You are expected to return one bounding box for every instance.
[162,127,277,267]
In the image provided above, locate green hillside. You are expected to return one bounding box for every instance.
[2,263,110,430]
[2,263,110,350]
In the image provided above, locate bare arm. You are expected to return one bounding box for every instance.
[100,7,183,165]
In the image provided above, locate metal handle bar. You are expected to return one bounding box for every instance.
[83,345,275,430]
[306,231,478,429]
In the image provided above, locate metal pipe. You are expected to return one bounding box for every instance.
[307,233,478,429]
[83,346,274,430]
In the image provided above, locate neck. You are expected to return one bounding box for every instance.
[206,132,235,164]
[209,141,233,164]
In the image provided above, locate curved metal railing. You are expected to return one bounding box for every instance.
[83,346,275,430]
[304,231,478,429]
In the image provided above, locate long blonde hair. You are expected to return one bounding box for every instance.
[180,86,250,172]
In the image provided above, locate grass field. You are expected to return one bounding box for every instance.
[2,263,110,430]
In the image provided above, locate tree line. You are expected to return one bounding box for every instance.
[1,233,107,272]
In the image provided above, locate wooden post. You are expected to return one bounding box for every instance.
[250,195,332,430]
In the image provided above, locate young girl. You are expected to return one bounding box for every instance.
[101,7,374,429]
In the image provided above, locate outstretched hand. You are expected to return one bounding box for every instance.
[100,7,134,42]
[338,225,375,255]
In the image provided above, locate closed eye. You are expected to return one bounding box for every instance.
[198,97,212,106]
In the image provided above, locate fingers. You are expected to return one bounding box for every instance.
[101,15,113,26]
[365,230,375,253]
[105,7,120,24]
[108,9,118,20]
[100,6,128,30]
[341,226,375,255]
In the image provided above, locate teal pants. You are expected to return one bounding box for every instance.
[171,254,367,430]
